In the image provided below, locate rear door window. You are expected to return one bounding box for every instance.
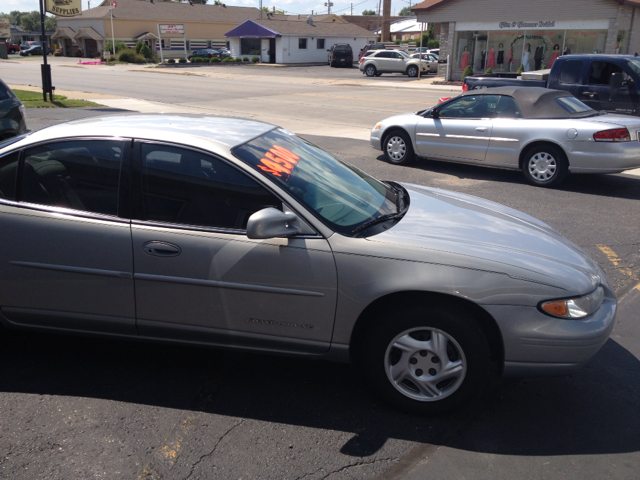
[558,60,584,84]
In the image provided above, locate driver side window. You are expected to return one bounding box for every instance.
[438,95,500,119]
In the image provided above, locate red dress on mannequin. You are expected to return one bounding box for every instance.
[487,49,496,68]
[461,51,469,69]
[549,51,560,68]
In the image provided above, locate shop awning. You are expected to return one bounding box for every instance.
[225,20,281,38]
[135,31,159,41]
[74,27,104,41]
[52,27,76,40]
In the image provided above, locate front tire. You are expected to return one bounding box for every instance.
[406,65,418,77]
[355,304,490,415]
[365,64,377,77]
[522,144,568,187]
[383,130,415,165]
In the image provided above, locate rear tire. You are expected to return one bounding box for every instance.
[354,304,491,415]
[406,65,418,77]
[521,144,568,188]
[383,130,415,165]
[365,64,377,77]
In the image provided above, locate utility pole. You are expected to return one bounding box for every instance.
[324,2,333,14]
[350,3,352,15]
[381,0,390,42]
[376,0,382,41]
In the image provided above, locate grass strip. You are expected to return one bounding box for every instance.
[13,89,103,108]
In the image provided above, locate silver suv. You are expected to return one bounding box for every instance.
[359,49,430,77]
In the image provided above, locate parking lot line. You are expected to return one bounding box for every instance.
[597,244,640,293]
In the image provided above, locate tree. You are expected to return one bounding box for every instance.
[398,7,415,16]
[44,15,56,31]
[18,11,40,32]
[262,6,285,14]
[362,9,376,15]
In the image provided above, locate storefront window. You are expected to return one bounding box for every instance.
[240,38,261,55]
[564,29,607,55]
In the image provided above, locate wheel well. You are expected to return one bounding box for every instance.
[382,127,413,151]
[349,291,504,372]
[519,141,569,170]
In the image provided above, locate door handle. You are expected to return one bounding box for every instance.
[475,127,488,132]
[582,91,597,98]
[142,241,181,257]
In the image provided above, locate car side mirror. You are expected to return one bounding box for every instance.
[246,207,303,239]
[430,109,440,119]
[610,72,625,89]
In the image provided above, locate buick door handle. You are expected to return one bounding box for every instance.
[475,127,488,132]
[583,91,597,98]
[142,241,181,257]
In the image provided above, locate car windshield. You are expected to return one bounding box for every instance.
[625,58,640,78]
[233,129,400,235]
[397,51,411,58]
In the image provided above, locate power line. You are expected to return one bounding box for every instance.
[332,0,376,14]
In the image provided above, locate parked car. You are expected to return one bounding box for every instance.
[0,80,27,140]
[0,114,616,414]
[371,86,640,187]
[358,43,387,60]
[20,41,40,50]
[215,48,231,58]
[409,53,438,73]
[2,42,20,54]
[464,54,640,116]
[359,49,431,77]
[188,49,222,61]
[327,43,353,67]
[19,45,54,56]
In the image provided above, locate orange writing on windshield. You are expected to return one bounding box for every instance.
[258,145,300,181]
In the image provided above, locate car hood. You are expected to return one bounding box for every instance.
[366,184,604,293]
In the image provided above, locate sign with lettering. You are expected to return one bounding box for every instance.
[45,0,82,17]
[159,24,185,35]
[0,17,11,38]
[456,20,609,32]
[499,21,556,29]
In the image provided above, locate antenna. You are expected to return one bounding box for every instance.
[324,2,333,14]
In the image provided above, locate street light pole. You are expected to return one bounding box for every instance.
[39,0,52,101]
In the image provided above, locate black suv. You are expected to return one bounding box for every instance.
[327,44,353,68]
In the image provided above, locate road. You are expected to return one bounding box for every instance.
[0,59,639,480]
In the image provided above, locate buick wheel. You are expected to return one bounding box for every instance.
[383,130,414,165]
[355,304,490,415]
[522,144,568,187]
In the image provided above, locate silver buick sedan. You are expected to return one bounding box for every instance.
[0,115,616,414]
[371,87,640,187]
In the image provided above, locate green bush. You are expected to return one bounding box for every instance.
[54,51,62,56]
[178,58,186,63]
[140,43,152,59]
[516,64,524,73]
[484,68,493,74]
[210,57,221,63]
[105,40,127,53]
[235,57,243,62]
[136,41,144,54]
[222,56,234,62]
[167,58,176,64]
[461,65,474,81]
[242,56,249,62]
[251,56,259,63]
[193,57,202,63]
[118,49,134,62]
[426,39,439,49]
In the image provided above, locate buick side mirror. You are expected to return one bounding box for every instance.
[246,208,302,239]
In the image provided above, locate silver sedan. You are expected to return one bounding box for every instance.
[371,86,640,187]
[0,115,616,414]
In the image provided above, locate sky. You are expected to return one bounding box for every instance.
[1,0,417,18]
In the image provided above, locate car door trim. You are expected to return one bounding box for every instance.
[9,261,133,279]
[134,272,325,297]
[489,137,520,143]
[417,133,490,141]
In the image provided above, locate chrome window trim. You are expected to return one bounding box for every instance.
[0,198,131,224]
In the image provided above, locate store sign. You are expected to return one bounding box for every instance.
[499,21,555,29]
[456,20,609,31]
[45,0,82,17]
[159,24,185,35]
[0,17,10,38]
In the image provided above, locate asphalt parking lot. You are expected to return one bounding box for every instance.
[0,90,639,479]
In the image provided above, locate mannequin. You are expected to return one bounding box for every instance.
[460,45,469,69]
[497,43,504,70]
[534,43,544,70]
[523,43,531,72]
[487,47,496,69]
[549,43,560,68]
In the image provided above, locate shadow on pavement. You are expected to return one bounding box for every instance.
[0,327,638,458]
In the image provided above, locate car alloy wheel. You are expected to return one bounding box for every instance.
[365,65,377,77]
[407,65,418,77]
[384,131,415,165]
[384,327,466,401]
[522,144,568,187]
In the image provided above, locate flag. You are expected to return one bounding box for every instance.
[113,0,117,7]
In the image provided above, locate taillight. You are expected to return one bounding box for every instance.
[593,128,630,142]
[462,83,468,93]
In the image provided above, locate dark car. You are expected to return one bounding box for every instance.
[20,41,39,50]
[327,44,353,68]
[19,45,54,56]
[188,49,222,61]
[0,80,28,140]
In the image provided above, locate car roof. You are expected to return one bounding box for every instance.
[459,87,585,119]
[15,114,277,152]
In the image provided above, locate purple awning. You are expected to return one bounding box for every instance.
[225,20,281,38]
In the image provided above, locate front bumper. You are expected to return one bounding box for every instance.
[370,129,382,150]
[484,288,617,376]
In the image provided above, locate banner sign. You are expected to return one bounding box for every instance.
[159,24,185,35]
[0,17,10,38]
[45,0,82,17]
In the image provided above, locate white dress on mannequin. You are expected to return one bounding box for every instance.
[523,50,530,71]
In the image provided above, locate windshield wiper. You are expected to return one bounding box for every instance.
[351,181,409,234]
[351,211,405,234]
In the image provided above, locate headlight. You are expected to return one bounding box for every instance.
[19,103,26,117]
[539,286,604,319]
[373,122,382,130]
